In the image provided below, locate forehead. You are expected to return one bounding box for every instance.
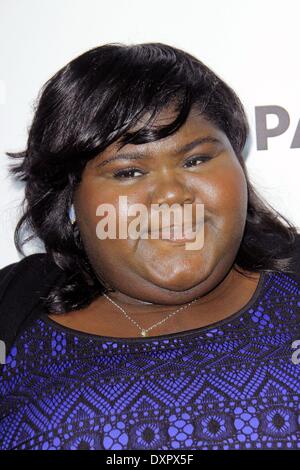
[106,106,228,156]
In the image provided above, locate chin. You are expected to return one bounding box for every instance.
[149,267,209,292]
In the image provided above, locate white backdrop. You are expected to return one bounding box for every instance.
[1,0,299,268]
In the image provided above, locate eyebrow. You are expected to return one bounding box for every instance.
[96,135,222,168]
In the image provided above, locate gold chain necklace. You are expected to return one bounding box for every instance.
[103,293,201,337]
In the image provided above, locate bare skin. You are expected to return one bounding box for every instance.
[48,270,260,337]
[48,105,261,338]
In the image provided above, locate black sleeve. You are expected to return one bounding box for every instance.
[0,253,63,356]
[0,260,20,295]
[0,254,48,303]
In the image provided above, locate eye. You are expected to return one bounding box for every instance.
[112,167,145,179]
[112,155,212,179]
[183,155,212,168]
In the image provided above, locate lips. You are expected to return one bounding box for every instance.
[148,223,202,241]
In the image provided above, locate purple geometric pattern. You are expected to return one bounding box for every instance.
[0,271,299,450]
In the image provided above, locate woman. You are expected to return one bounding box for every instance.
[0,42,299,450]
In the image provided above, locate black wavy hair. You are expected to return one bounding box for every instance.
[7,42,299,313]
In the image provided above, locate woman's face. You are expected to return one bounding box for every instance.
[73,106,248,305]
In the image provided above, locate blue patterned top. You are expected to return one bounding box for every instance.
[0,270,300,450]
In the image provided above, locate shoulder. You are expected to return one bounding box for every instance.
[0,253,64,356]
[0,252,48,279]
[0,253,63,303]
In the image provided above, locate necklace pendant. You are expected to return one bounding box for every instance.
[141,329,147,337]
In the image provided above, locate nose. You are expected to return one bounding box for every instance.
[150,173,194,207]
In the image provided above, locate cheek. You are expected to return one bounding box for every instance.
[207,162,248,240]
[205,160,247,214]
[74,179,144,253]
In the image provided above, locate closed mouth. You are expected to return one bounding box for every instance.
[147,223,203,241]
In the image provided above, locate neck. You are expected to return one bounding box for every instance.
[104,267,242,313]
